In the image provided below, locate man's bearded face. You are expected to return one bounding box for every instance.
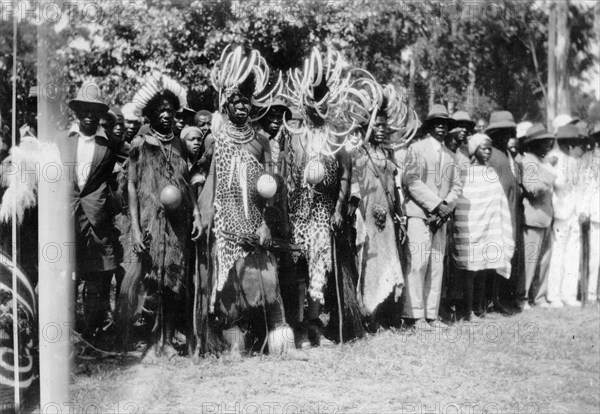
[227,94,251,125]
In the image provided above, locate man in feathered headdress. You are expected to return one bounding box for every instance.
[118,73,202,360]
[199,45,293,354]
[283,47,357,347]
[344,80,415,329]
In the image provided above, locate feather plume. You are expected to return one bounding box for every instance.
[132,72,188,116]
[0,138,60,224]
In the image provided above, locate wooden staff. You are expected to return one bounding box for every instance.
[332,236,343,345]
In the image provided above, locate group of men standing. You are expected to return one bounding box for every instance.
[4,45,599,361]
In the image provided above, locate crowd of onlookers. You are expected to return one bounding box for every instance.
[1,73,599,361]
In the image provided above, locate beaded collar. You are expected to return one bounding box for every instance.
[224,121,255,145]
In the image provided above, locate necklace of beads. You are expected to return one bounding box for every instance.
[225,122,254,145]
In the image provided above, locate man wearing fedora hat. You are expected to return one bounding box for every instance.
[59,82,120,344]
[545,124,587,307]
[402,104,462,329]
[485,110,523,314]
[448,111,474,154]
[518,123,556,310]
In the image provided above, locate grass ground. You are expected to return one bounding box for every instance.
[66,304,600,414]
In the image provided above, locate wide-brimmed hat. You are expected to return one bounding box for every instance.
[552,114,579,133]
[555,124,580,140]
[422,104,454,130]
[451,110,475,129]
[486,111,516,132]
[522,123,554,144]
[68,82,109,114]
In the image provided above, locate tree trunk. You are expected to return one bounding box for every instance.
[555,0,571,116]
[467,58,476,116]
[408,48,416,110]
[428,78,435,108]
[547,1,557,129]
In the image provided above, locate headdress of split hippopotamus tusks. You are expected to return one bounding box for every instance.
[282,47,357,157]
[211,45,283,121]
[341,72,420,151]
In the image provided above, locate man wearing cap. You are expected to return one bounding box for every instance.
[518,123,555,310]
[442,110,474,316]
[121,102,142,144]
[59,82,119,344]
[485,110,522,314]
[402,104,462,329]
[445,110,474,168]
[174,106,197,140]
[545,124,587,307]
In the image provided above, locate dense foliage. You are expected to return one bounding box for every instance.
[0,0,597,133]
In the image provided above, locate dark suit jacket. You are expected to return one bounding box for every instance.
[59,128,118,227]
[58,127,118,272]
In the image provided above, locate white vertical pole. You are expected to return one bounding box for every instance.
[37,6,73,410]
[11,8,20,410]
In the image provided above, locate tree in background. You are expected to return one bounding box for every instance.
[1,0,597,134]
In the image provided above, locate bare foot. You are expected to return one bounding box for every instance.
[162,343,178,360]
[142,344,160,364]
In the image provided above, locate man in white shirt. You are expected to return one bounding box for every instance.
[60,83,119,345]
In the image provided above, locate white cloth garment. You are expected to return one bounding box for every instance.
[547,217,580,304]
[588,222,600,301]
